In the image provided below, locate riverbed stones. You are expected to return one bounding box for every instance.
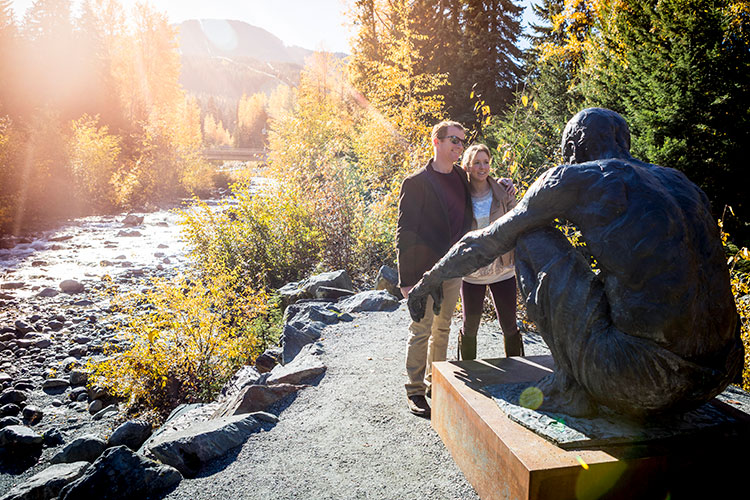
[37,287,60,298]
[14,320,33,335]
[50,434,107,464]
[0,461,89,500]
[0,389,27,405]
[116,230,142,237]
[107,420,152,451]
[42,378,69,391]
[0,416,22,428]
[0,404,20,417]
[121,214,144,226]
[0,282,24,290]
[69,369,88,386]
[21,405,43,425]
[0,425,43,450]
[59,280,85,294]
[58,445,182,499]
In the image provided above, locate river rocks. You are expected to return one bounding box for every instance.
[0,404,20,417]
[142,413,266,477]
[87,399,103,414]
[107,420,152,451]
[0,389,27,405]
[91,404,118,420]
[14,320,33,335]
[0,425,43,451]
[0,282,25,290]
[337,290,400,313]
[58,445,182,500]
[21,405,43,425]
[0,416,21,428]
[374,264,402,299]
[37,287,60,298]
[69,369,88,386]
[116,230,142,237]
[59,280,84,294]
[121,214,144,226]
[1,461,89,500]
[50,434,107,464]
[214,383,303,418]
[42,378,69,391]
[43,428,64,446]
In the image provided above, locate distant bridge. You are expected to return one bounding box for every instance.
[203,148,268,161]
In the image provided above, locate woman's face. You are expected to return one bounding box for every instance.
[467,151,491,184]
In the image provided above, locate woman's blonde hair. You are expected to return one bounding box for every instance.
[461,143,492,171]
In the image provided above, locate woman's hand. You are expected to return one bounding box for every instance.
[499,177,517,198]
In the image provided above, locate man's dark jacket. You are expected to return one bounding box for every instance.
[396,160,472,288]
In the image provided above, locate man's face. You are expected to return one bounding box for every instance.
[435,126,466,164]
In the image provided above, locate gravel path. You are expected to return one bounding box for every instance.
[164,301,551,500]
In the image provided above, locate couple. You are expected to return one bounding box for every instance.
[396,120,522,418]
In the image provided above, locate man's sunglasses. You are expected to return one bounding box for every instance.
[441,135,467,147]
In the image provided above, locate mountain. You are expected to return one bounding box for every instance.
[176,19,346,103]
[177,19,316,65]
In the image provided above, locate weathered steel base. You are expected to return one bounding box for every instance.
[431,355,750,500]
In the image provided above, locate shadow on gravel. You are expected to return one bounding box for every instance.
[0,448,43,474]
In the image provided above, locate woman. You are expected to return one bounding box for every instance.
[458,143,523,359]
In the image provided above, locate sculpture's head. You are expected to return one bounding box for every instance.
[562,108,632,164]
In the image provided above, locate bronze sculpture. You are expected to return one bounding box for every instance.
[408,108,743,418]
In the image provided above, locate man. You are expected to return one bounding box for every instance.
[408,108,742,418]
[397,120,472,417]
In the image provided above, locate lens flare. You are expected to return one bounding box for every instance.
[519,386,543,410]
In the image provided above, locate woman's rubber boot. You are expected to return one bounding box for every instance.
[504,333,524,357]
[460,314,481,360]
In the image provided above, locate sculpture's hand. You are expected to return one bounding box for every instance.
[407,275,443,322]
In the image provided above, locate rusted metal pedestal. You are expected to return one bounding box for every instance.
[431,355,750,500]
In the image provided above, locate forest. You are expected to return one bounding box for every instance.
[1,0,749,418]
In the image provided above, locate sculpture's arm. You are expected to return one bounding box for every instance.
[408,165,587,321]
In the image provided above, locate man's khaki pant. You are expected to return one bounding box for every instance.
[405,278,462,396]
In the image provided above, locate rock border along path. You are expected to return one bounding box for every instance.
[163,302,551,500]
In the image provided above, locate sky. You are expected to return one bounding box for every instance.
[11,0,540,54]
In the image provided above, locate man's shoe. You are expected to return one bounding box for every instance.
[407,395,431,417]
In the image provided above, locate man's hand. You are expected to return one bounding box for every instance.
[499,177,517,198]
[406,276,444,322]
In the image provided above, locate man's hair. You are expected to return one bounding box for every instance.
[461,143,491,171]
[431,120,466,143]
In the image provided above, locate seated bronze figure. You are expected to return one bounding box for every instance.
[408,108,743,418]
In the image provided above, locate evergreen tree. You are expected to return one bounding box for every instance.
[582,0,750,239]
[0,0,18,116]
